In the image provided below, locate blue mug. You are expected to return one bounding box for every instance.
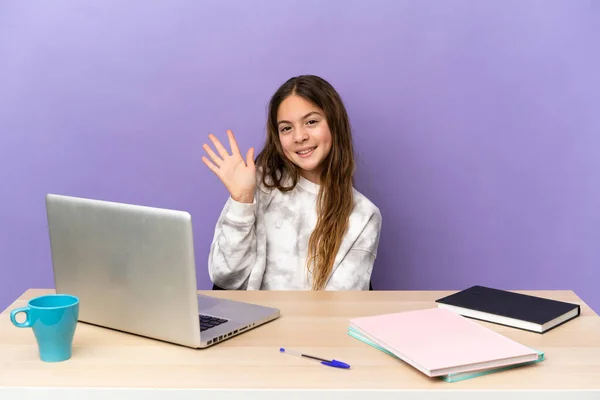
[10,294,79,362]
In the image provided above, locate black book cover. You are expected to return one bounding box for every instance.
[435,285,580,331]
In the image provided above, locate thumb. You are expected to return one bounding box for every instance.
[246,147,255,167]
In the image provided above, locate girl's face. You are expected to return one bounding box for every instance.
[276,94,332,184]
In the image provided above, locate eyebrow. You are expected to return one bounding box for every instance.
[277,111,322,126]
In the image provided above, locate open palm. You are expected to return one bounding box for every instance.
[202,130,256,203]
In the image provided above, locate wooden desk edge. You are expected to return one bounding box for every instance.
[1,386,598,400]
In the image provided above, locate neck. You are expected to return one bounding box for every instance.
[300,169,322,185]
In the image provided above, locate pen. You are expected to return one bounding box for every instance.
[279,347,351,369]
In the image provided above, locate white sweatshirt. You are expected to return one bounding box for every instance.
[208,174,382,290]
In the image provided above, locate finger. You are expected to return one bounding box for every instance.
[227,130,241,156]
[203,143,223,167]
[246,147,255,167]
[208,134,230,159]
[201,156,220,176]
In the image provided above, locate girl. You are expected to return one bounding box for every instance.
[202,75,382,290]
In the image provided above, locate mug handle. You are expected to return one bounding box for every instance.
[10,307,32,328]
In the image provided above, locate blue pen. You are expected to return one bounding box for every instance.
[280,347,350,369]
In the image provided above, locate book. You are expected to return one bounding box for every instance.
[348,307,540,378]
[435,285,580,333]
[347,326,544,382]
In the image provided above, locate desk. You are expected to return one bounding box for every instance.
[1,289,599,400]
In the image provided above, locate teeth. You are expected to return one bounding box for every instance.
[298,147,316,155]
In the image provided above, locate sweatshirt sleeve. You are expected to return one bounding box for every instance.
[208,196,258,289]
[325,208,382,290]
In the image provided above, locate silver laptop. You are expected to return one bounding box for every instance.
[45,193,280,348]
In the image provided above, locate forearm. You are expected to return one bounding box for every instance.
[208,197,258,289]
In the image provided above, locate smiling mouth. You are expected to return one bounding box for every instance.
[296,146,317,155]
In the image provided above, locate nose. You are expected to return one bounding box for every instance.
[293,127,308,143]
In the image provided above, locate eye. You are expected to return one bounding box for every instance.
[279,126,291,133]
[307,119,318,125]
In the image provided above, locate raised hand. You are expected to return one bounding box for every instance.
[202,130,256,203]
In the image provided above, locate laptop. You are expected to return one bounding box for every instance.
[45,193,280,348]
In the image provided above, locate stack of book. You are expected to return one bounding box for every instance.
[435,285,580,333]
[348,286,580,382]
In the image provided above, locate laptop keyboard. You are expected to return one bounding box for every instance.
[199,315,228,332]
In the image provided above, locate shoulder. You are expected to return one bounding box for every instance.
[347,188,382,255]
[352,188,382,227]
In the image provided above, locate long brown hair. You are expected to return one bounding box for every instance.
[255,75,355,290]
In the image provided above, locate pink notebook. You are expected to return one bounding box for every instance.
[349,307,539,377]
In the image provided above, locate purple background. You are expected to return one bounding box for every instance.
[1,1,599,313]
